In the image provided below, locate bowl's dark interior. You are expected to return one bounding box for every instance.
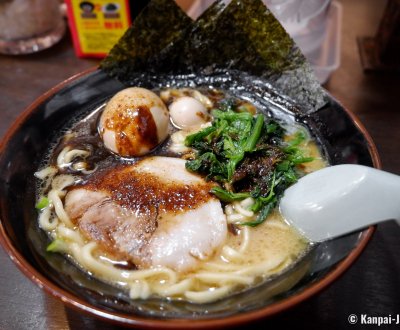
[0,69,377,321]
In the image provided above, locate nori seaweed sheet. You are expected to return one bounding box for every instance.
[101,0,328,113]
[100,0,193,77]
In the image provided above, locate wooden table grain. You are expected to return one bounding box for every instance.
[0,1,399,329]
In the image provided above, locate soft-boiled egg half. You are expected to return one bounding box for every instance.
[99,87,169,157]
[169,96,209,130]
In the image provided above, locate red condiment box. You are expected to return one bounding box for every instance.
[65,0,132,58]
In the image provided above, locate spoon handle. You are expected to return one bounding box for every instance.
[280,165,400,242]
[357,167,400,221]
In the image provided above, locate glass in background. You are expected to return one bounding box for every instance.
[0,0,66,55]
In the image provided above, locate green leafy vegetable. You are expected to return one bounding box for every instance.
[186,110,265,182]
[210,187,251,203]
[184,126,216,146]
[242,202,276,227]
[185,102,314,226]
[244,115,264,152]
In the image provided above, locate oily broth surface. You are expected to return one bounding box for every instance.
[226,212,307,267]
[211,210,309,296]
[35,87,326,303]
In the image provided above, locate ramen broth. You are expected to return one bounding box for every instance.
[35,87,326,303]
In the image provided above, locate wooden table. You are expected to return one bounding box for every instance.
[0,1,399,329]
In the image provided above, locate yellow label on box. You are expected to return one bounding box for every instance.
[66,0,131,57]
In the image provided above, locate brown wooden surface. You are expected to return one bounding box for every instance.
[0,1,399,329]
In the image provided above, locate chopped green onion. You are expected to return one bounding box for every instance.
[35,197,49,210]
[46,239,68,253]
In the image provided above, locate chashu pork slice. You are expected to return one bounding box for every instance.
[64,156,227,272]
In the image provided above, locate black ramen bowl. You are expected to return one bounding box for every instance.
[0,68,378,329]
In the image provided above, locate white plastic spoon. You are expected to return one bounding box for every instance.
[280,164,400,242]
